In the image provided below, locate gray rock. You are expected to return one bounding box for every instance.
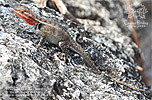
[0,0,151,100]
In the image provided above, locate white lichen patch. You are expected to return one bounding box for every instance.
[0,33,42,85]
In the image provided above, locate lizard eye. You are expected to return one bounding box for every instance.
[21,11,24,14]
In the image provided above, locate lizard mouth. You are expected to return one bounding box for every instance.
[13,7,37,26]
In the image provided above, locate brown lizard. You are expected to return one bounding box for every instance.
[13,6,100,72]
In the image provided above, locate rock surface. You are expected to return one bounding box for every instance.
[0,0,151,100]
[137,1,152,87]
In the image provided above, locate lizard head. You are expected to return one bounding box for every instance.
[13,6,37,25]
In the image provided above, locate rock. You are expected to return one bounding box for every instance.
[0,0,151,99]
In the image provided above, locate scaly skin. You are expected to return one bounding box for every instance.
[13,6,100,72]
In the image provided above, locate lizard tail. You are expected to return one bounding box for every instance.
[70,41,99,71]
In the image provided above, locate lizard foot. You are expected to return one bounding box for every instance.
[57,52,67,64]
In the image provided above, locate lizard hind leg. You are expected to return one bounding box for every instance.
[58,41,70,65]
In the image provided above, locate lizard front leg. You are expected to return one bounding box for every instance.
[35,24,47,47]
[37,37,46,47]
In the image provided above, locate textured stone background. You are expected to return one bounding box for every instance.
[137,0,152,87]
[0,0,151,99]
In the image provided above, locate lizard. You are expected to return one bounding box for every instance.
[13,6,147,92]
[13,6,100,72]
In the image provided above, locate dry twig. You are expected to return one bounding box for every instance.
[52,0,80,24]
[126,0,149,87]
